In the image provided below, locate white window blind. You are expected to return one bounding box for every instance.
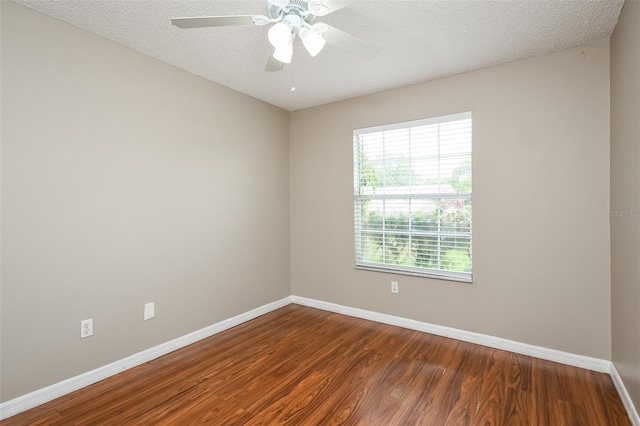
[353,112,472,282]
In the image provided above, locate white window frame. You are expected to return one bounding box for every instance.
[353,112,472,283]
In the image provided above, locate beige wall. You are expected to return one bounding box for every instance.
[611,0,640,412]
[0,2,290,402]
[290,41,612,359]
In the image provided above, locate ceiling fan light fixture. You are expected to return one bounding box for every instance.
[300,28,326,57]
[273,38,293,63]
[268,21,292,48]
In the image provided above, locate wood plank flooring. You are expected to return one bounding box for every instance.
[1,304,630,425]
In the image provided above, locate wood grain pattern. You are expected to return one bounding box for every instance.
[1,304,631,425]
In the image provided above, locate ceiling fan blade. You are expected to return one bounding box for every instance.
[306,0,350,16]
[321,0,350,14]
[322,25,380,60]
[265,50,285,72]
[171,16,257,29]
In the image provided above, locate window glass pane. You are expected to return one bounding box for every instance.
[384,199,411,232]
[354,112,472,281]
[411,235,439,268]
[440,198,472,233]
[359,231,383,264]
[439,236,471,273]
[410,158,439,189]
[410,199,439,233]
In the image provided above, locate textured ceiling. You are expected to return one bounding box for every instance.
[12,0,624,111]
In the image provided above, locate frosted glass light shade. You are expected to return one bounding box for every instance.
[300,28,326,57]
[273,38,293,63]
[268,22,292,48]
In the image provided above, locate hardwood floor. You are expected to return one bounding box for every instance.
[1,304,630,425]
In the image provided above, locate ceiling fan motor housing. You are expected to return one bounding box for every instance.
[268,0,317,24]
[283,13,305,35]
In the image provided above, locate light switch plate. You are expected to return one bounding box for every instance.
[144,302,155,320]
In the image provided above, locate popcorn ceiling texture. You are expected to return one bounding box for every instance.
[13,0,623,111]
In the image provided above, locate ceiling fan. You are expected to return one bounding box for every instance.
[171,0,380,72]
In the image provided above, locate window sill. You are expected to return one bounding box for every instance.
[354,264,473,283]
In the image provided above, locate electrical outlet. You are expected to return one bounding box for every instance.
[80,319,93,338]
[391,281,399,293]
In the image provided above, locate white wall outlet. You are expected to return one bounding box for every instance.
[391,281,399,293]
[80,319,93,338]
[144,302,155,320]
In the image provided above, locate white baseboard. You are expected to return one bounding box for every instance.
[291,296,640,423]
[0,296,293,421]
[3,294,637,425]
[291,295,612,372]
[610,363,640,426]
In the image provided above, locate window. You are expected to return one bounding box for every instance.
[353,112,472,282]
